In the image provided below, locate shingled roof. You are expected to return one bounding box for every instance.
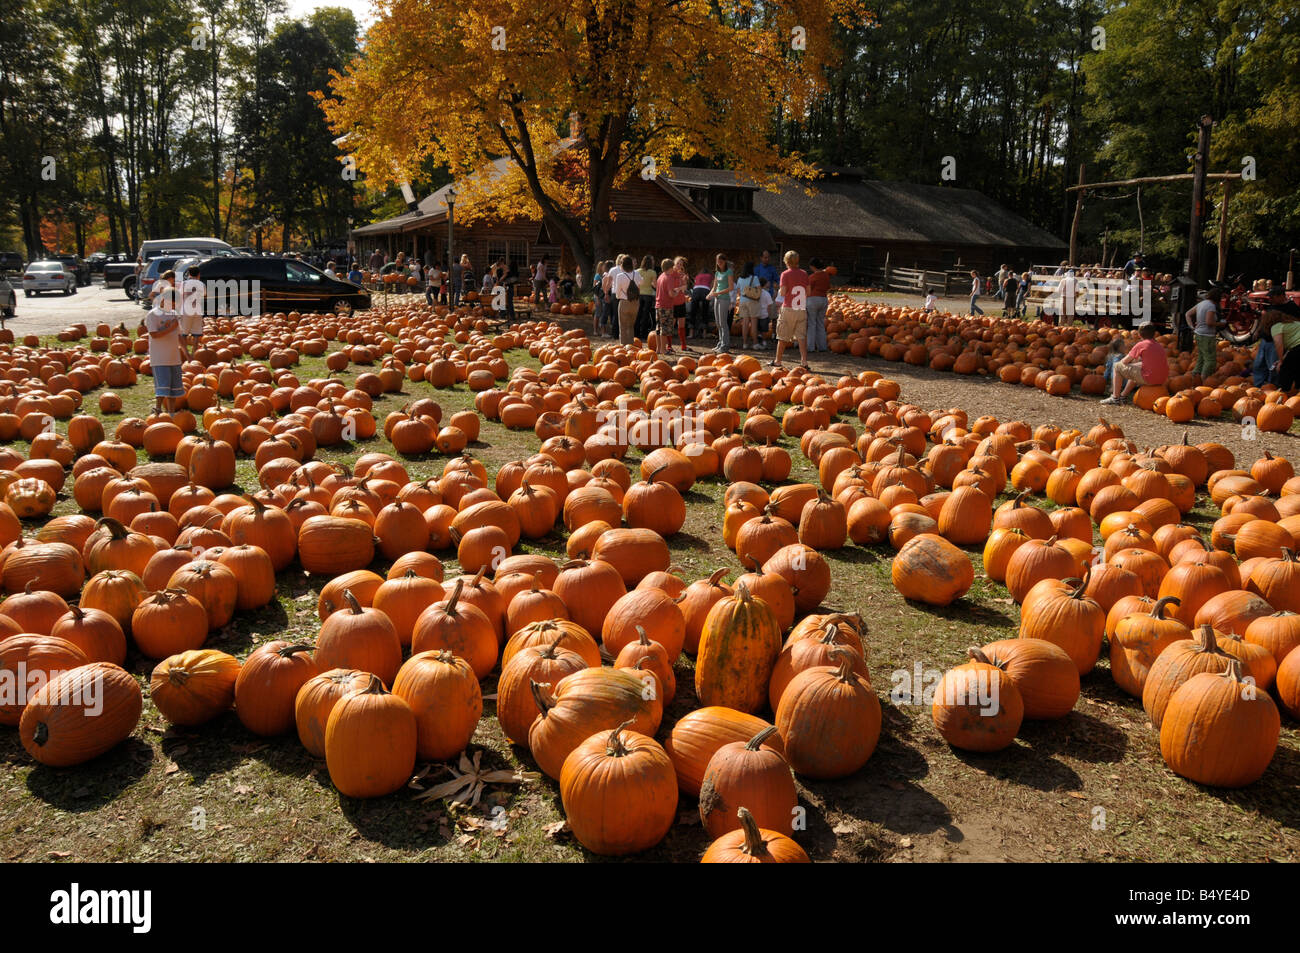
[663,169,1066,249]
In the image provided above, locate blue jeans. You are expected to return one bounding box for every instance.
[806,296,828,351]
[1254,338,1278,386]
[970,295,984,315]
[713,297,732,350]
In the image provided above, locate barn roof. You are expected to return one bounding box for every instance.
[664,169,1066,249]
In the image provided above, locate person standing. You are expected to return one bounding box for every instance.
[1268,289,1300,389]
[504,262,519,319]
[923,288,937,313]
[772,250,810,370]
[178,265,205,354]
[706,253,734,353]
[755,249,780,294]
[613,254,639,345]
[995,264,1008,300]
[1256,285,1300,385]
[690,266,712,339]
[1185,288,1222,379]
[636,255,657,339]
[654,257,676,356]
[368,248,383,273]
[969,270,984,315]
[146,294,184,415]
[734,261,761,350]
[1002,269,1019,317]
[806,258,831,352]
[532,256,548,308]
[671,257,691,351]
[591,260,606,336]
[1018,271,1031,317]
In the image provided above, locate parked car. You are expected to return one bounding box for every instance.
[0,252,24,274]
[47,255,91,286]
[136,256,187,308]
[0,276,15,317]
[135,236,234,266]
[194,255,370,314]
[104,260,140,297]
[23,260,77,296]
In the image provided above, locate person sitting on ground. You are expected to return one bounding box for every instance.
[1101,323,1168,404]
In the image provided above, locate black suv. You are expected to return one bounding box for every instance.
[48,255,91,286]
[194,256,370,314]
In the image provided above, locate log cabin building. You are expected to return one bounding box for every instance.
[352,160,1066,285]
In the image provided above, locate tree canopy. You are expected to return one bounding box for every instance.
[321,0,870,278]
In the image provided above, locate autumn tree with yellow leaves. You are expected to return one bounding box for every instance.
[320,0,870,279]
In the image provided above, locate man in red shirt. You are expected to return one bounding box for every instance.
[1101,323,1169,404]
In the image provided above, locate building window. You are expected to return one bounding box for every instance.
[707,189,752,214]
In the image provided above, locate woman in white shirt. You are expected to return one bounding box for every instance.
[613,255,639,346]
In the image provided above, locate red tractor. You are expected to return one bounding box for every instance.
[1212,275,1300,345]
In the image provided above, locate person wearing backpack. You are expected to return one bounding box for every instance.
[613,254,640,345]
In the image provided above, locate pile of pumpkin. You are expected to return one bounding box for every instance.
[1,302,1296,862]
[752,395,1300,786]
[825,295,1296,430]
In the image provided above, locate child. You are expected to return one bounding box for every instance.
[923,288,937,313]
[178,265,205,353]
[146,298,184,415]
[1102,335,1127,389]
[756,279,774,347]
[690,270,712,339]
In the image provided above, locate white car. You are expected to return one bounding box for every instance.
[23,261,76,296]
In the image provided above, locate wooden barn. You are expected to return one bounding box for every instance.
[351,160,1065,285]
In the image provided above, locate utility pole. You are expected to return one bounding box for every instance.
[1187,115,1213,286]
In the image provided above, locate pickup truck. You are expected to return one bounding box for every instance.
[104,260,141,297]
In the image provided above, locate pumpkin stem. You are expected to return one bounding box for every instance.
[635,624,651,647]
[707,567,730,586]
[342,589,363,615]
[544,633,566,656]
[96,516,130,539]
[360,673,386,694]
[736,807,770,857]
[967,646,993,665]
[471,566,486,588]
[529,680,555,716]
[276,642,315,658]
[1151,595,1180,619]
[444,577,464,615]
[745,725,779,750]
[1196,623,1223,655]
[1070,567,1091,599]
[605,718,635,757]
[818,622,840,645]
[827,646,855,682]
[735,581,752,604]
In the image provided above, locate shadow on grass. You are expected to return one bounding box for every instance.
[1016,709,1130,764]
[1203,743,1300,832]
[950,738,1084,792]
[25,738,155,811]
[906,597,1016,628]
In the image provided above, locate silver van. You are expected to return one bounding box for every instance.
[136,237,235,265]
